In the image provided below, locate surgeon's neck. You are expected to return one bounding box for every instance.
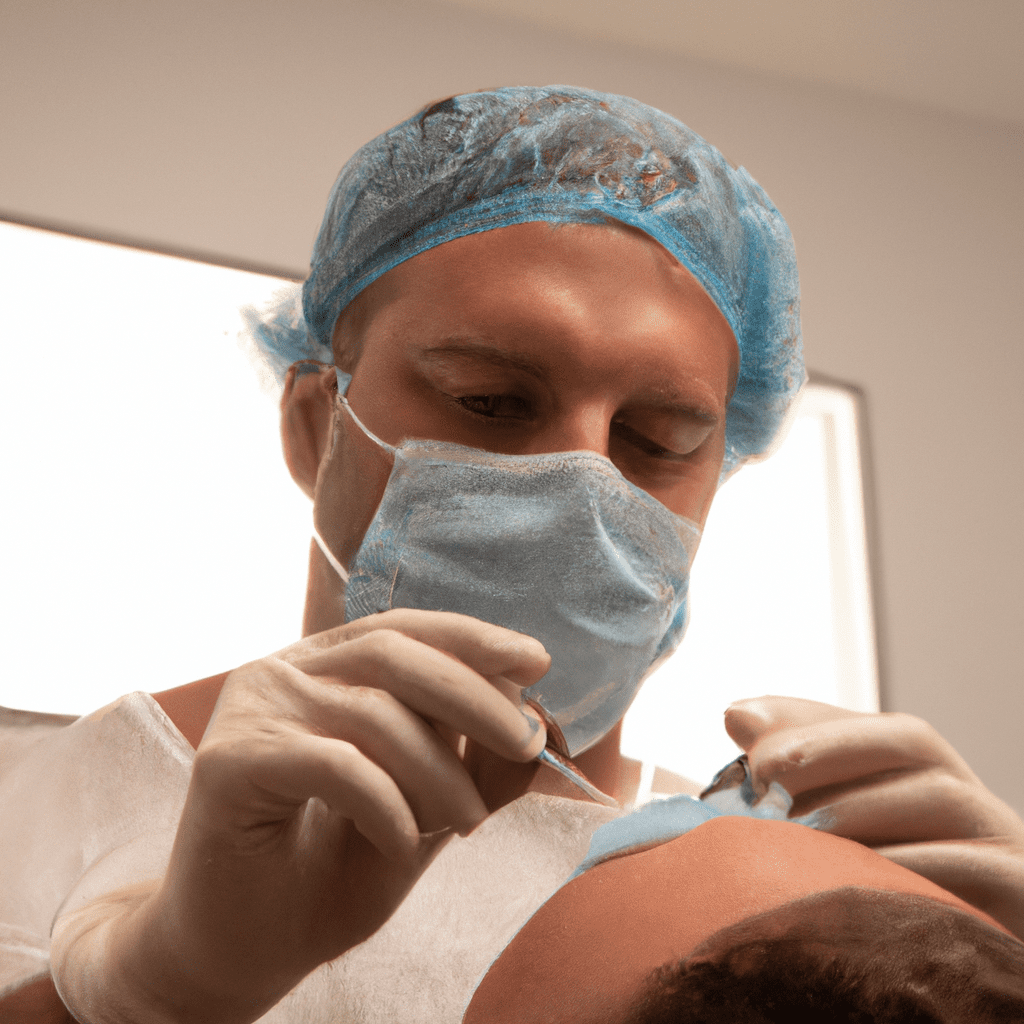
[302,538,348,637]
[463,724,627,813]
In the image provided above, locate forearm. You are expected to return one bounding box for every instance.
[51,881,179,1024]
[50,881,282,1024]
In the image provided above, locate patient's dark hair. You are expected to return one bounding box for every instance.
[624,887,1024,1024]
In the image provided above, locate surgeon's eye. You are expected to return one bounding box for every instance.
[455,394,531,420]
[611,419,690,461]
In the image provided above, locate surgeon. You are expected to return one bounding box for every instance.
[8,86,1024,1022]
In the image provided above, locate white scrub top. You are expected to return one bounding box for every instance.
[1,693,622,1021]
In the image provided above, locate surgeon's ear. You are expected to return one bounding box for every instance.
[280,362,336,500]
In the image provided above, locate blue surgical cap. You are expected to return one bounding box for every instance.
[245,85,804,477]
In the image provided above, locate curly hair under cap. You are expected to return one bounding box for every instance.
[245,85,804,479]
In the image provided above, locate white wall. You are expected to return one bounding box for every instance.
[3,0,1022,813]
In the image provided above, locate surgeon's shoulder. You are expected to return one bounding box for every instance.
[151,669,230,749]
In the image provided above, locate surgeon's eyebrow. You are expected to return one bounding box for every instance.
[420,339,721,422]
[419,340,549,380]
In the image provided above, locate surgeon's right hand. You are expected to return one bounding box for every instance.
[49,610,549,1024]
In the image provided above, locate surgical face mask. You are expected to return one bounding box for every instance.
[314,369,701,757]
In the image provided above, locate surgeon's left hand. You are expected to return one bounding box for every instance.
[725,696,1024,941]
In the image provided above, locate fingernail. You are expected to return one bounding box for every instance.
[520,706,547,758]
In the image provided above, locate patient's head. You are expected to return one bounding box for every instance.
[463,817,1024,1024]
[626,886,1024,1023]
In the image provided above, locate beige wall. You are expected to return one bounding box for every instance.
[3,0,1022,812]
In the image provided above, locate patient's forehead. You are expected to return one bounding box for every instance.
[463,816,1012,1024]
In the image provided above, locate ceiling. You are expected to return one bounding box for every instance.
[432,0,1024,126]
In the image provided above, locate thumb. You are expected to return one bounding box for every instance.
[723,695,864,751]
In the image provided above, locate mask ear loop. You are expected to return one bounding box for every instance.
[312,526,350,584]
[310,366,400,584]
[333,367,400,456]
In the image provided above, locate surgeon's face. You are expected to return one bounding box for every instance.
[313,220,739,571]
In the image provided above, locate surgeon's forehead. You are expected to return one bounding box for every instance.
[340,217,688,305]
[333,219,739,377]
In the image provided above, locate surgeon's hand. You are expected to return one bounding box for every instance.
[726,696,1024,940]
[50,610,549,1024]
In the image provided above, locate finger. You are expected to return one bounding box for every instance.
[304,682,488,833]
[287,609,552,689]
[724,695,865,751]
[222,659,490,832]
[301,630,547,762]
[744,711,979,799]
[787,766,1018,846]
[236,731,423,864]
